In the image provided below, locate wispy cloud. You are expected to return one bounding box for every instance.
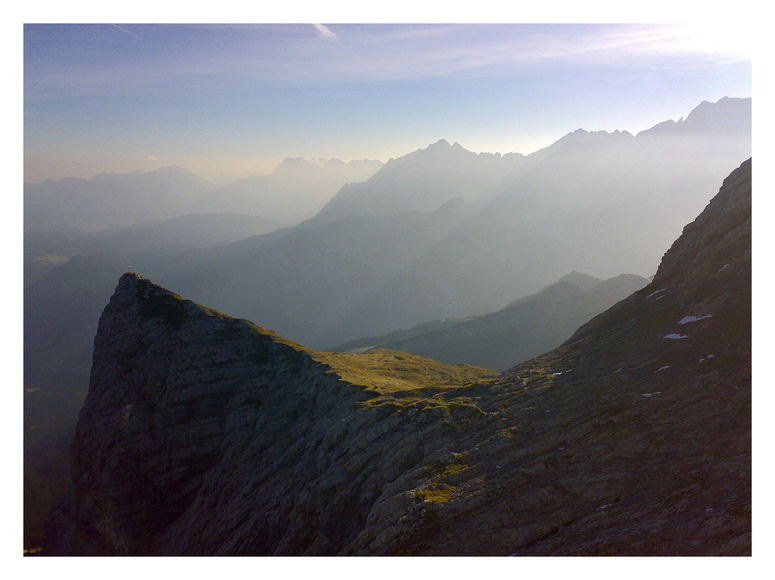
[110,24,142,40]
[25,23,750,105]
[313,24,338,40]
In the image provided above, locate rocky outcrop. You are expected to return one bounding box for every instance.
[46,160,751,555]
[44,276,495,555]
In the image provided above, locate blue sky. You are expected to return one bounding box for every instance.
[23,20,752,185]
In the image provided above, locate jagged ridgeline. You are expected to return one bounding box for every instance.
[46,160,751,555]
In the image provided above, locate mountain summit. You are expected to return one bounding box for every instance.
[46,159,750,555]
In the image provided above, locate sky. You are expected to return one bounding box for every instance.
[23,17,753,186]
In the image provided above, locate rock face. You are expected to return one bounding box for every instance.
[44,277,496,555]
[46,160,751,555]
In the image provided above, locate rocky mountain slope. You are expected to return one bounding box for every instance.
[45,159,751,555]
[332,272,649,371]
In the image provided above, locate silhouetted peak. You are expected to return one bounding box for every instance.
[428,138,452,149]
[683,97,751,132]
[638,97,751,138]
[277,157,309,166]
[420,139,478,158]
[553,129,594,146]
[271,157,317,175]
[157,164,190,175]
[557,271,603,292]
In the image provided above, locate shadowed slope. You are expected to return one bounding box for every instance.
[45,273,495,555]
[332,272,649,371]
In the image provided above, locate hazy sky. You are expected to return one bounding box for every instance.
[24,21,751,185]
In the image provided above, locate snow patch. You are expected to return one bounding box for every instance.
[678,315,712,325]
[655,365,671,372]
[718,263,730,273]
[664,333,688,339]
[613,368,623,374]
[642,392,662,397]
[645,288,667,299]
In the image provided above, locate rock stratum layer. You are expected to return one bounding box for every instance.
[46,160,751,555]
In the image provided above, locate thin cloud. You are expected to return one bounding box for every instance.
[313,24,339,40]
[110,24,142,40]
[25,24,749,104]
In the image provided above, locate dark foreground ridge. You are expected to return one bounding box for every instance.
[46,160,751,555]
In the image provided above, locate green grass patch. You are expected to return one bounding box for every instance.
[312,348,496,395]
[412,462,470,504]
[412,483,457,504]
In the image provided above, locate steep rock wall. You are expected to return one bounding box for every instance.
[45,274,493,554]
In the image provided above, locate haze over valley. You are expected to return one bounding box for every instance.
[22,22,753,559]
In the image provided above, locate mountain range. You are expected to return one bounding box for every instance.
[45,158,751,555]
[24,157,383,233]
[24,165,214,232]
[331,272,650,371]
[152,98,750,350]
[23,97,752,550]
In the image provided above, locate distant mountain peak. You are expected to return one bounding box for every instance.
[557,271,603,292]
[158,164,186,172]
[276,157,311,168]
[637,96,751,137]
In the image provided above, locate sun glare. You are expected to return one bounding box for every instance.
[668,23,752,62]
